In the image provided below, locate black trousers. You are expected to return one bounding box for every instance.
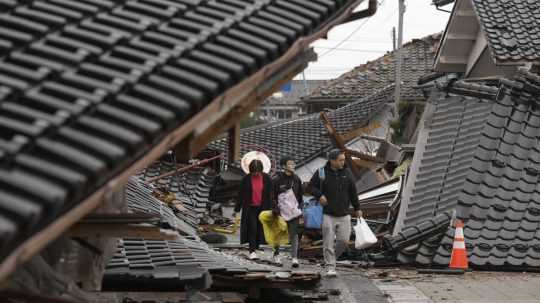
[247,206,263,253]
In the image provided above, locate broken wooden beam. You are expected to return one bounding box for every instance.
[145,154,223,183]
[80,212,160,224]
[68,223,179,240]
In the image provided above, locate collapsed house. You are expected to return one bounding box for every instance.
[0,0,382,300]
[209,84,395,184]
[388,69,540,270]
[382,0,540,271]
[139,163,217,231]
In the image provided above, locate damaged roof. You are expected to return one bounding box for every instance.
[209,84,395,170]
[140,162,216,230]
[303,33,441,103]
[104,237,279,290]
[394,81,498,234]
[127,177,199,237]
[392,69,540,269]
[472,0,540,64]
[0,0,366,280]
[436,69,540,268]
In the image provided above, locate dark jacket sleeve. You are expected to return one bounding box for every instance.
[235,176,246,213]
[308,169,323,199]
[294,175,304,206]
[271,175,280,214]
[263,174,273,211]
[347,170,360,211]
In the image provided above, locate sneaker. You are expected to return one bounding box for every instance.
[326,268,337,277]
[249,252,258,260]
[272,255,282,265]
[292,258,299,268]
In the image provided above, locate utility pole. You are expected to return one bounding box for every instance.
[394,0,405,117]
[392,27,396,51]
[302,70,308,96]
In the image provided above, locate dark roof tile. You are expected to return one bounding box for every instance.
[395,81,495,232]
[472,0,540,63]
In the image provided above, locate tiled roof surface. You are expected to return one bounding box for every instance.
[209,85,395,169]
[304,34,440,102]
[395,81,497,233]
[104,237,278,289]
[393,70,540,269]
[0,0,357,261]
[384,212,451,252]
[472,0,540,64]
[432,70,540,268]
[126,177,197,236]
[140,162,216,230]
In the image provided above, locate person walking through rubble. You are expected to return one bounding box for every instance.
[234,159,273,260]
[308,149,362,277]
[272,156,303,268]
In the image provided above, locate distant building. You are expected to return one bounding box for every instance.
[299,34,442,114]
[257,80,325,121]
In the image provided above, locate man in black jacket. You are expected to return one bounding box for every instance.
[309,149,362,277]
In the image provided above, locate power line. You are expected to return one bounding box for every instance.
[314,46,387,53]
[317,0,395,59]
[318,18,372,59]
[321,39,394,43]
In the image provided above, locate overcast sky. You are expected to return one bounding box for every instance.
[297,0,454,80]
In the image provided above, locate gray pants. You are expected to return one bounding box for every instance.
[322,214,351,269]
[274,216,300,258]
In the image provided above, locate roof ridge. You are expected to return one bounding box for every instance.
[446,80,499,100]
[499,68,540,101]
[332,83,395,113]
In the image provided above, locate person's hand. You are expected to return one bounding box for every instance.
[319,195,328,206]
[354,210,363,218]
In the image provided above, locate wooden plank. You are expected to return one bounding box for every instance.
[68,223,179,240]
[320,112,361,178]
[80,212,160,224]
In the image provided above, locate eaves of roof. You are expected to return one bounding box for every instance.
[0,0,368,282]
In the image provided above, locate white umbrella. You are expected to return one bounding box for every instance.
[240,151,272,174]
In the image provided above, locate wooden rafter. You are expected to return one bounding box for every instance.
[320,112,362,178]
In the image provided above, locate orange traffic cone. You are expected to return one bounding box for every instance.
[449,219,468,270]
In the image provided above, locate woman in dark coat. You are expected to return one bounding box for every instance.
[234,159,273,260]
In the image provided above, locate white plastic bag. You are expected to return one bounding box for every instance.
[278,189,302,221]
[354,218,377,249]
